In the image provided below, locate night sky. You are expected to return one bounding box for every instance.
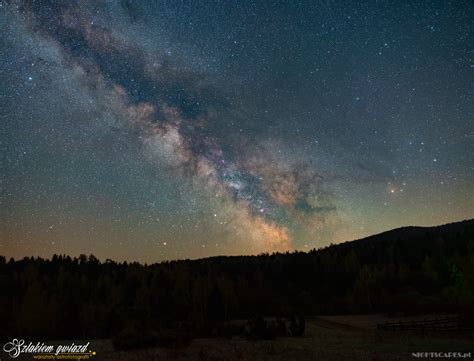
[1,0,473,263]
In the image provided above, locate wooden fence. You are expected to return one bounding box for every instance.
[377,316,473,332]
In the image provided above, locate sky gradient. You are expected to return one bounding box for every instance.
[1,0,473,263]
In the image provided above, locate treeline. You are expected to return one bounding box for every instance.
[1,220,473,341]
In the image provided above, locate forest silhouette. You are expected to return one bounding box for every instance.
[1,219,473,347]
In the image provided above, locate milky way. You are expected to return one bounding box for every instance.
[1,1,473,262]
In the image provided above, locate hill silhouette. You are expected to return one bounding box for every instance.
[1,219,473,342]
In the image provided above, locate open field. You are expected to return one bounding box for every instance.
[92,316,473,361]
[4,316,472,361]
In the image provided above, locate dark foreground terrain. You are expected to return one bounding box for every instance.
[10,316,471,361]
[103,325,472,361]
[1,219,473,357]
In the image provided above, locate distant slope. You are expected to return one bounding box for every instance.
[310,219,474,266]
[341,219,474,247]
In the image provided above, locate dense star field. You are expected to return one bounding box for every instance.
[1,1,473,262]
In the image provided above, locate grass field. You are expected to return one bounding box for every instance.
[4,316,472,361]
[90,316,473,361]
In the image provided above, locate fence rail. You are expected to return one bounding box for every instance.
[377,316,473,332]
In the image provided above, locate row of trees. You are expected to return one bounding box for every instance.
[1,220,473,341]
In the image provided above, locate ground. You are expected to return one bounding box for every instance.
[95,316,473,361]
[5,316,473,361]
